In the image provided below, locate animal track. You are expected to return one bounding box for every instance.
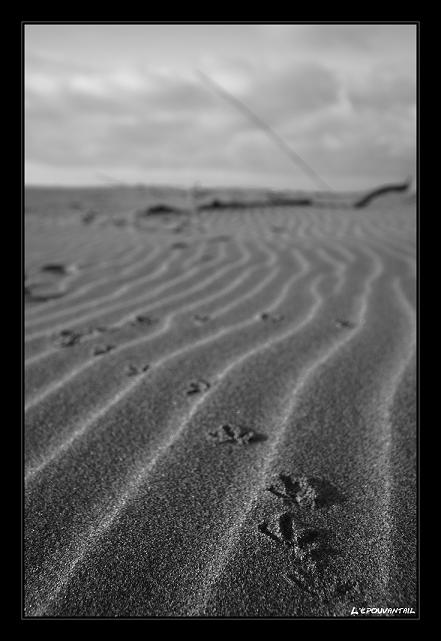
[258,513,337,566]
[335,319,356,329]
[284,567,363,603]
[186,380,211,395]
[53,329,84,348]
[125,364,150,376]
[130,315,158,327]
[284,567,359,601]
[89,325,116,335]
[208,423,266,446]
[53,325,117,348]
[258,475,354,603]
[267,474,344,510]
[193,314,211,324]
[93,344,116,357]
[82,210,98,224]
[260,312,284,323]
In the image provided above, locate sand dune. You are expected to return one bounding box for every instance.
[24,191,416,617]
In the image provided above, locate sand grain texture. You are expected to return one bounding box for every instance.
[24,189,417,618]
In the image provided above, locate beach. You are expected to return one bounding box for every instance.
[24,187,417,617]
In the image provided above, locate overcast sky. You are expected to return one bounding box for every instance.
[25,23,417,191]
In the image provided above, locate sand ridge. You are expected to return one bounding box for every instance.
[24,192,416,617]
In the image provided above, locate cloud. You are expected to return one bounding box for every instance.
[244,62,340,126]
[348,63,416,113]
[300,24,414,50]
[24,25,417,190]
[259,24,416,58]
[25,60,249,172]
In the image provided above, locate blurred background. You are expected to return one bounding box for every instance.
[24,23,417,192]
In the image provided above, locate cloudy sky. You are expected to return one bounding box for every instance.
[25,23,417,191]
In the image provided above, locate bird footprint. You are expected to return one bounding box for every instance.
[186,380,211,395]
[258,474,354,601]
[267,474,344,510]
[208,423,265,446]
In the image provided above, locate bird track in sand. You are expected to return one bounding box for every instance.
[208,423,266,446]
[258,474,364,603]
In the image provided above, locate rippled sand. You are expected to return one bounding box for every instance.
[24,188,417,617]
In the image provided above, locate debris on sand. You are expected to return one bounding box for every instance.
[268,197,313,207]
[197,197,313,211]
[197,198,231,211]
[41,263,73,275]
[353,178,410,208]
[138,204,184,216]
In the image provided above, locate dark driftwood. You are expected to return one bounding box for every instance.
[197,197,313,211]
[353,179,411,208]
[146,204,181,214]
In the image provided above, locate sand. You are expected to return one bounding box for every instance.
[24,187,417,618]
